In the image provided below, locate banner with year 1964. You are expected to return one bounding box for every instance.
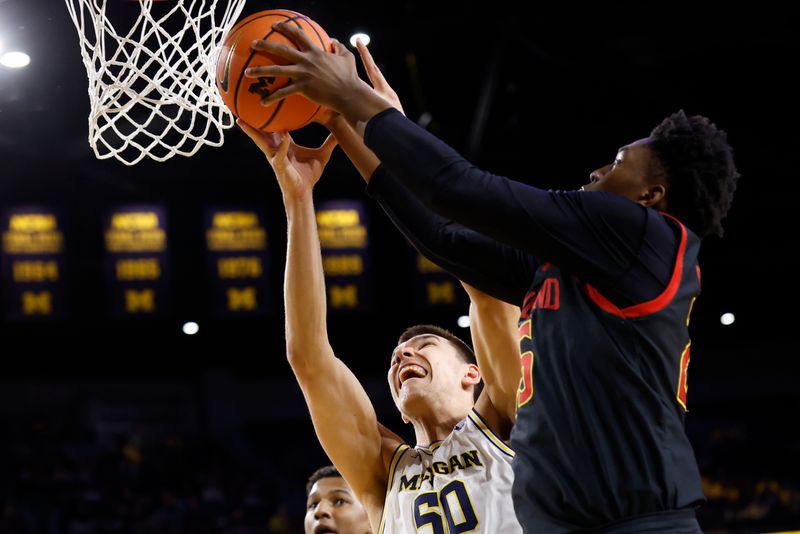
[0,206,68,320]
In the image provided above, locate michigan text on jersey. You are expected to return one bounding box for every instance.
[397,450,484,492]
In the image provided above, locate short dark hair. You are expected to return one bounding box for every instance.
[397,324,484,401]
[648,110,739,238]
[306,465,342,496]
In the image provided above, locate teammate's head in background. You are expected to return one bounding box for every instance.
[305,465,372,534]
[388,324,482,423]
[582,110,739,239]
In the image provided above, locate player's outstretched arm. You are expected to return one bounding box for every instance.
[238,122,398,521]
[463,282,522,439]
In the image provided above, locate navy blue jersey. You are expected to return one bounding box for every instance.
[364,109,705,530]
[511,214,704,531]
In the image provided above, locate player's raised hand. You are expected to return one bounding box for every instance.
[355,38,404,116]
[246,23,390,123]
[237,119,337,202]
[247,24,357,109]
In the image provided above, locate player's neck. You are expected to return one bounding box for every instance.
[410,410,468,447]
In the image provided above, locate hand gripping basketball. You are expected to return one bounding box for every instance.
[245,23,364,115]
[216,10,333,132]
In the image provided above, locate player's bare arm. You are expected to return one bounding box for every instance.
[238,121,401,529]
[463,282,522,438]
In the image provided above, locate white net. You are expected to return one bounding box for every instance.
[65,0,247,165]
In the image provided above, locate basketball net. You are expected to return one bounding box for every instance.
[65,0,246,165]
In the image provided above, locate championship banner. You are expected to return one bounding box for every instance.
[316,200,372,312]
[204,207,270,316]
[103,205,170,317]
[0,207,68,320]
[410,248,468,310]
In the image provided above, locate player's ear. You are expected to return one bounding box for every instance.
[401,413,410,424]
[462,364,481,388]
[638,184,666,207]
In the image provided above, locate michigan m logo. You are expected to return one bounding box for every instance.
[329,284,358,308]
[227,286,257,311]
[125,289,156,313]
[22,291,53,315]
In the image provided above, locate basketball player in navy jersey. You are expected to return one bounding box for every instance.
[246,26,740,532]
[238,113,523,532]
[305,465,372,534]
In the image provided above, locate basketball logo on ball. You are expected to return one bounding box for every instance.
[216,9,331,132]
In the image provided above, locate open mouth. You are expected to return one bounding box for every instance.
[314,525,337,534]
[399,364,427,388]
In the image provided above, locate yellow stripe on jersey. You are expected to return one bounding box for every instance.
[378,444,410,534]
[468,409,515,458]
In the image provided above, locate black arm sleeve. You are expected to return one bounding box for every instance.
[367,165,534,306]
[364,109,678,305]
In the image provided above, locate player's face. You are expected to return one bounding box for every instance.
[387,334,476,414]
[305,476,371,534]
[582,138,662,203]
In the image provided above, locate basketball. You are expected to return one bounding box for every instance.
[215,9,331,132]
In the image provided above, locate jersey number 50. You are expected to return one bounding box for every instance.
[413,480,478,533]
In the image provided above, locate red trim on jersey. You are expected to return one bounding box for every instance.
[696,265,702,288]
[584,213,688,319]
[676,342,691,411]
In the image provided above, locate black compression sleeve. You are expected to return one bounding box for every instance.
[367,165,533,306]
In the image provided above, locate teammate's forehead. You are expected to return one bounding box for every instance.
[308,477,353,499]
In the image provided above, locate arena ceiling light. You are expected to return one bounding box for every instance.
[182,321,200,335]
[349,32,370,47]
[0,51,30,68]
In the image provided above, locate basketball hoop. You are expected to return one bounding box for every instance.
[65,0,247,165]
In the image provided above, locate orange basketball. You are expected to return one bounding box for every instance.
[215,9,331,132]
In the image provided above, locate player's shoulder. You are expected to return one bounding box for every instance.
[549,190,651,234]
[472,391,514,440]
[461,409,516,459]
[575,189,649,216]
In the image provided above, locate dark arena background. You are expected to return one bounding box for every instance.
[0,0,798,532]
